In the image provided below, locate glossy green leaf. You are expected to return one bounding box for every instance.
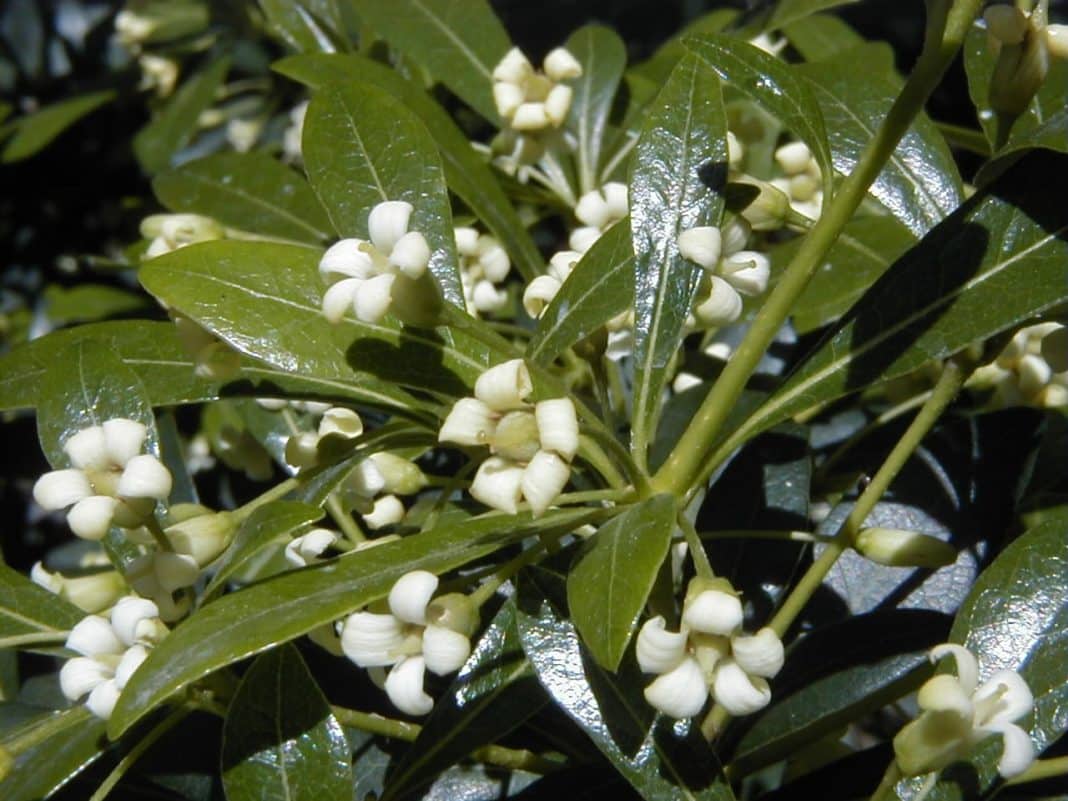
[303,79,462,304]
[350,0,509,122]
[963,18,1068,149]
[799,47,963,236]
[134,58,230,174]
[383,600,547,800]
[767,0,859,30]
[781,215,915,333]
[0,707,108,801]
[0,90,114,163]
[203,501,323,599]
[154,152,334,245]
[567,495,675,671]
[109,506,601,737]
[974,108,1068,187]
[739,150,1068,441]
[258,0,344,53]
[0,563,83,641]
[43,284,150,325]
[782,13,865,62]
[565,26,627,194]
[526,221,633,365]
[516,566,736,801]
[222,644,352,801]
[684,33,833,198]
[629,53,727,456]
[274,52,542,280]
[139,241,493,404]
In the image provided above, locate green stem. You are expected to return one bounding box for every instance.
[0,631,70,649]
[142,516,174,553]
[1005,755,1068,785]
[578,434,628,490]
[87,707,192,801]
[677,514,714,578]
[649,0,983,502]
[935,120,992,156]
[326,493,365,544]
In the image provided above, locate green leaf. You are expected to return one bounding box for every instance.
[0,707,108,801]
[203,501,323,599]
[222,644,352,801]
[628,9,737,89]
[739,150,1068,441]
[274,53,542,281]
[0,563,83,641]
[303,79,463,305]
[799,47,963,236]
[683,33,833,199]
[154,152,334,245]
[974,108,1068,187]
[782,13,865,63]
[0,91,114,163]
[43,284,150,326]
[139,241,492,405]
[629,53,727,456]
[258,0,345,53]
[779,215,915,333]
[133,58,231,174]
[109,506,601,737]
[767,0,859,31]
[516,566,736,801]
[350,0,509,123]
[526,221,633,365]
[382,600,547,801]
[565,26,627,193]
[963,18,1068,149]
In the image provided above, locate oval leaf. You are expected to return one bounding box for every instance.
[0,707,107,800]
[565,25,627,194]
[0,563,83,641]
[1,90,114,163]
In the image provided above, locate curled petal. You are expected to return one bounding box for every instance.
[548,250,581,281]
[470,456,525,514]
[917,674,973,718]
[439,398,498,446]
[422,624,471,675]
[682,586,743,636]
[522,275,561,318]
[635,616,688,674]
[285,432,321,470]
[603,182,628,217]
[536,398,579,460]
[117,455,172,500]
[493,81,524,118]
[60,656,111,701]
[354,274,395,324]
[67,615,124,657]
[385,656,434,716]
[985,721,1036,778]
[545,86,573,127]
[86,679,121,719]
[471,280,508,313]
[340,611,406,667]
[113,644,149,689]
[575,190,611,229]
[973,669,1034,726]
[389,231,430,279]
[318,408,364,439]
[285,528,338,567]
[454,226,479,255]
[33,469,93,511]
[677,227,722,270]
[475,359,533,411]
[930,643,979,694]
[111,596,162,646]
[543,47,582,81]
[492,47,534,83]
[364,495,406,530]
[712,659,772,716]
[368,200,413,254]
[346,458,386,499]
[693,276,743,328]
[731,627,785,679]
[643,656,708,719]
[389,570,439,625]
[720,251,770,296]
[512,102,549,131]
[721,217,751,255]
[67,496,118,541]
[64,426,110,470]
[321,278,362,324]
[521,450,570,516]
[102,419,148,466]
[319,238,375,281]
[568,226,601,253]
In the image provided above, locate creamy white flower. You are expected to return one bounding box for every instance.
[894,643,1035,779]
[570,183,628,253]
[682,581,744,636]
[492,46,582,132]
[712,659,773,716]
[474,358,533,411]
[422,624,472,675]
[644,656,709,719]
[385,655,435,716]
[456,227,512,315]
[141,214,223,259]
[285,528,339,567]
[636,616,689,674]
[340,611,409,667]
[363,495,406,530]
[470,456,526,513]
[389,570,439,626]
[318,408,364,439]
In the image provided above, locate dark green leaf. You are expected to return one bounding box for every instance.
[767,0,859,31]
[139,241,492,404]
[799,47,963,236]
[0,707,108,801]
[0,563,83,641]
[383,600,547,801]
[274,52,542,280]
[109,506,602,737]
[43,284,150,326]
[303,79,462,304]
[684,33,833,198]
[258,0,344,53]
[203,501,324,599]
[516,566,736,801]
[134,58,231,174]
[629,53,727,456]
[350,0,509,122]
[740,150,1068,439]
[567,495,675,671]
[154,152,334,245]
[974,108,1068,187]
[782,13,865,62]
[526,221,633,365]
[0,91,114,162]
[565,26,627,193]
[222,644,352,801]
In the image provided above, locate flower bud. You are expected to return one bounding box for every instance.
[774,141,813,175]
[990,26,1050,117]
[285,432,321,470]
[855,528,957,568]
[58,570,125,614]
[643,656,708,718]
[726,178,791,231]
[369,453,427,495]
[426,592,479,637]
[569,226,601,253]
[167,511,235,566]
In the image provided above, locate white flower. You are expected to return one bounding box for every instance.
[364,495,406,529]
[570,183,628,253]
[318,201,434,325]
[285,528,338,567]
[522,250,582,319]
[968,322,1068,408]
[141,214,223,260]
[893,643,1035,779]
[33,419,172,540]
[772,139,823,221]
[679,218,770,329]
[455,227,511,315]
[492,46,582,132]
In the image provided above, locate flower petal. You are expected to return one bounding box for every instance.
[285,528,338,567]
[66,496,118,541]
[33,469,93,511]
[102,418,148,466]
[60,656,111,701]
[712,659,772,716]
[917,674,973,718]
[693,276,742,328]
[973,669,1034,725]
[67,615,123,657]
[422,624,471,675]
[116,454,173,500]
[985,721,1035,778]
[364,495,406,530]
[470,456,525,514]
[63,426,110,470]
[730,627,785,679]
[682,585,743,636]
[536,398,579,460]
[474,359,533,411]
[321,278,361,324]
[354,273,395,324]
[521,450,570,516]
[439,397,498,447]
[319,238,374,281]
[929,643,978,694]
[389,570,439,625]
[635,616,688,674]
[677,227,722,270]
[113,644,149,689]
[389,231,430,279]
[643,656,708,719]
[340,611,406,667]
[86,679,121,719]
[368,200,413,254]
[110,596,162,646]
[385,656,434,716]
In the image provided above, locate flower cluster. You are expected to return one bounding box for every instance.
[893,643,1035,779]
[33,419,173,541]
[969,322,1067,408]
[439,359,578,515]
[455,227,511,315]
[339,570,476,716]
[319,201,435,325]
[569,183,629,253]
[636,578,784,719]
[678,218,770,328]
[492,46,582,133]
[142,213,224,260]
[771,140,823,221]
[60,596,167,719]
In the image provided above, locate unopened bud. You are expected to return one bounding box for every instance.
[369,453,427,495]
[989,28,1050,117]
[426,592,479,637]
[725,178,791,231]
[166,510,236,566]
[855,528,957,568]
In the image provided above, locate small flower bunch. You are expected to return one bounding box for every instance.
[968,322,1067,408]
[678,218,770,328]
[439,359,579,515]
[340,570,477,716]
[455,227,511,316]
[771,140,824,221]
[492,46,582,133]
[636,577,784,719]
[893,643,1035,779]
[33,418,173,541]
[60,596,167,719]
[319,200,437,326]
[569,183,629,253]
[141,213,224,260]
